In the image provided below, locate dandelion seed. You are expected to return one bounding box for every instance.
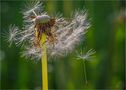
[76,49,95,85]
[22,0,43,16]
[7,25,19,46]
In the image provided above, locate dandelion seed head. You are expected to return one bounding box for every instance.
[8,1,91,60]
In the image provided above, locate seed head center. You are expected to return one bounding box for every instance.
[35,15,50,24]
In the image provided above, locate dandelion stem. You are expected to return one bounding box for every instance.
[83,60,88,84]
[41,33,48,90]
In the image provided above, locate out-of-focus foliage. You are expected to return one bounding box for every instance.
[0,0,125,90]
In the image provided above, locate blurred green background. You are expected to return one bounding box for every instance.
[0,0,125,90]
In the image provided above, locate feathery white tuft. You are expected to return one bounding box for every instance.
[76,49,96,61]
[8,1,90,60]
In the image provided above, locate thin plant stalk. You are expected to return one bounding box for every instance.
[83,61,87,84]
[41,33,48,90]
[35,28,48,90]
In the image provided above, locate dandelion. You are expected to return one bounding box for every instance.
[7,0,90,90]
[9,4,90,59]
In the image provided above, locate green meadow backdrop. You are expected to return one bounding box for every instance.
[1,0,125,89]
